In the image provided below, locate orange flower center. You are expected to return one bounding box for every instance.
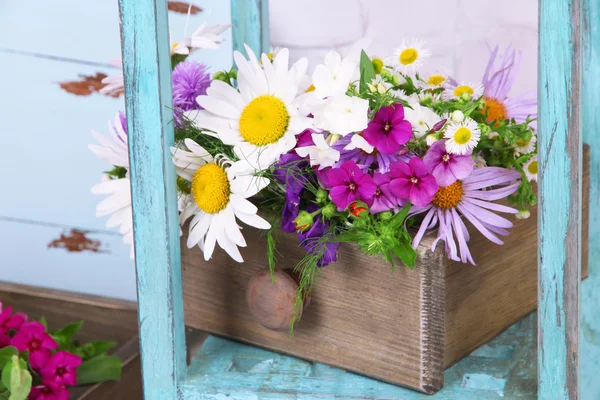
[432,181,463,209]
[484,97,507,126]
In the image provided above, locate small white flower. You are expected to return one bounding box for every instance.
[488,131,500,139]
[170,9,230,55]
[310,94,369,136]
[295,133,340,169]
[515,134,537,155]
[404,103,440,139]
[443,81,484,101]
[451,110,465,123]
[99,58,124,96]
[516,209,531,219]
[420,67,450,89]
[344,134,375,154]
[387,40,431,75]
[426,134,440,146]
[523,155,538,182]
[444,118,481,155]
[311,51,359,98]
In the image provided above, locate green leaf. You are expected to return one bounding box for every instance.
[76,356,122,385]
[82,341,118,360]
[359,50,375,95]
[0,349,17,371]
[1,356,31,400]
[38,317,48,330]
[51,321,83,347]
[393,201,412,225]
[392,237,417,269]
[331,231,360,243]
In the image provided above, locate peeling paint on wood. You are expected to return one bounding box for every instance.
[47,229,107,253]
[59,73,122,98]
[167,1,202,14]
[538,0,582,399]
[231,0,270,54]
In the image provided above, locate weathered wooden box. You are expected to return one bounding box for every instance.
[180,151,590,394]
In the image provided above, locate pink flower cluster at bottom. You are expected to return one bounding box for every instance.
[0,302,82,400]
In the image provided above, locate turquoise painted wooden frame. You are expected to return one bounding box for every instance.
[118,0,269,398]
[118,0,593,398]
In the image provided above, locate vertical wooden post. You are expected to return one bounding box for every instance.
[538,0,582,399]
[119,0,187,399]
[231,0,270,54]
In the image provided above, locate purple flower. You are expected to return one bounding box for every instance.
[332,135,400,174]
[298,205,340,267]
[423,140,474,186]
[274,152,313,233]
[11,322,58,369]
[328,161,377,209]
[172,61,211,112]
[362,104,413,154]
[28,381,70,400]
[389,158,439,207]
[40,351,82,387]
[118,111,127,134]
[370,172,400,214]
[411,167,521,264]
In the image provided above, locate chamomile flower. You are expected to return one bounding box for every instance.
[523,156,538,182]
[420,67,450,89]
[515,134,537,155]
[188,46,312,172]
[312,50,359,98]
[442,81,484,101]
[170,9,230,55]
[172,139,271,262]
[388,40,431,75]
[444,118,481,155]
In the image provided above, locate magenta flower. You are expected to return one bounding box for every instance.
[11,322,58,369]
[423,140,474,186]
[389,158,439,207]
[328,161,376,209]
[0,301,28,332]
[411,167,521,264]
[370,172,400,214]
[28,381,70,400]
[362,104,413,155]
[41,351,82,387]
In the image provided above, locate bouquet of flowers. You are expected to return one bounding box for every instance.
[90,36,537,330]
[0,302,122,400]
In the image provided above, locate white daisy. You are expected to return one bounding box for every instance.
[311,50,359,98]
[515,134,537,155]
[310,94,369,136]
[295,133,340,169]
[523,156,538,182]
[387,40,431,75]
[171,9,230,55]
[404,102,441,139]
[443,118,481,155]
[99,58,124,96]
[420,67,450,89]
[442,81,484,101]
[344,134,375,153]
[187,46,312,172]
[89,113,134,259]
[172,139,271,262]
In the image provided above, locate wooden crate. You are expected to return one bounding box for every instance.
[180,149,590,394]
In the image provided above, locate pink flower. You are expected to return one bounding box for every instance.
[0,301,28,332]
[328,161,376,209]
[370,172,400,214]
[423,140,474,186]
[28,381,70,400]
[389,158,439,207]
[11,322,58,369]
[41,351,82,387]
[362,104,413,154]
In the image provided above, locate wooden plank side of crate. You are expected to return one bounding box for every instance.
[231,0,270,55]
[445,147,590,368]
[180,233,446,394]
[118,0,187,399]
[538,0,583,399]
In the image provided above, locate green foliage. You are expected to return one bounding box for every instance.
[1,356,31,400]
[171,53,188,69]
[359,50,375,95]
[266,228,280,283]
[173,118,236,160]
[104,165,128,180]
[50,321,83,348]
[76,356,122,385]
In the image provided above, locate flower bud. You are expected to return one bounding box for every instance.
[316,188,328,204]
[488,131,500,139]
[321,203,337,219]
[212,71,228,82]
[380,69,392,80]
[293,211,314,232]
[391,75,402,86]
[378,211,393,221]
[426,134,440,146]
[516,209,531,220]
[451,110,465,123]
[479,124,491,135]
[372,58,384,74]
[460,92,472,101]
[228,68,238,80]
[348,201,369,218]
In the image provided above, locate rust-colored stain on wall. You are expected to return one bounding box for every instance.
[59,73,122,98]
[168,1,202,14]
[48,229,108,254]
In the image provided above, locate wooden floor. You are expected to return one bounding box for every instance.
[0,282,143,400]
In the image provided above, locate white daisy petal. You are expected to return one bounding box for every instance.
[235,212,271,230]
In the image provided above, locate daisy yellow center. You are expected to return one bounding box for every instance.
[527,161,538,175]
[484,97,507,125]
[517,138,530,147]
[453,85,474,97]
[428,75,446,86]
[192,164,230,214]
[432,181,463,209]
[399,48,419,65]
[239,95,290,146]
[453,127,472,145]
